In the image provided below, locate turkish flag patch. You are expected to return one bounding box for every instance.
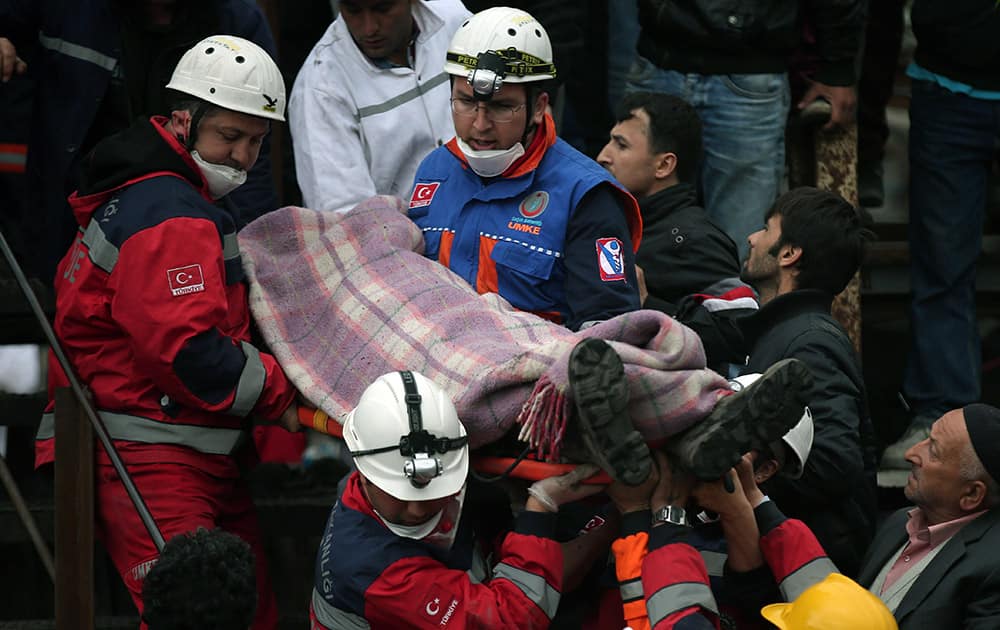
[596,237,626,281]
[167,264,205,296]
[409,182,440,208]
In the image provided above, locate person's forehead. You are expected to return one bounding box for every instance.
[452,78,527,102]
[930,409,968,452]
[614,112,649,143]
[204,110,269,135]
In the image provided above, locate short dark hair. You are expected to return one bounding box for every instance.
[766,187,875,295]
[141,527,257,630]
[613,92,702,184]
[167,95,224,122]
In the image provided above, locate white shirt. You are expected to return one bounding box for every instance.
[289,0,470,213]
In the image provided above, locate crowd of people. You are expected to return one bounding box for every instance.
[1,0,998,628]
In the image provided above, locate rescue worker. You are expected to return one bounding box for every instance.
[608,450,898,630]
[762,574,898,630]
[311,370,608,629]
[408,6,642,331]
[34,36,299,629]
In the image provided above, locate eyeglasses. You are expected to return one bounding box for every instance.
[450,97,526,123]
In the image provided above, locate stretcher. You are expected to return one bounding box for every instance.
[297,405,613,485]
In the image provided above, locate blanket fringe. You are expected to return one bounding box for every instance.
[516,377,571,461]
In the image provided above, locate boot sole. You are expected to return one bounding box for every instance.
[569,338,651,486]
[678,358,814,480]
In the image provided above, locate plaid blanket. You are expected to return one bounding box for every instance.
[239,196,729,459]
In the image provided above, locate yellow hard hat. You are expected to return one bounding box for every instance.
[761,573,898,630]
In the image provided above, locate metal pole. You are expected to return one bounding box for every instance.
[0,453,56,582]
[0,229,165,551]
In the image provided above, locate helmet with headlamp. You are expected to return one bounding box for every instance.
[344,371,469,502]
[444,6,557,102]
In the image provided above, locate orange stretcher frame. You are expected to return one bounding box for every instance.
[296,406,612,484]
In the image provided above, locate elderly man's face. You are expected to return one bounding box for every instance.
[903,409,974,522]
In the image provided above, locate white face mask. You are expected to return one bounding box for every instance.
[456,138,525,178]
[190,150,247,199]
[374,486,466,550]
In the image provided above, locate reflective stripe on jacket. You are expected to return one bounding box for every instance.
[409,127,641,328]
[35,117,295,477]
[311,472,563,629]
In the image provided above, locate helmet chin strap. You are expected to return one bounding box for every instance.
[177,103,210,150]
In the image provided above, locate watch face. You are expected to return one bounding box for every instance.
[655,505,687,526]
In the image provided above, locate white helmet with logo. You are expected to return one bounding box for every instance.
[444,7,556,100]
[731,373,815,479]
[344,371,469,501]
[166,35,285,121]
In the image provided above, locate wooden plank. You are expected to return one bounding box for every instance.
[54,387,94,630]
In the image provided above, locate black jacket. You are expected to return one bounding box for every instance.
[637,184,752,368]
[0,0,278,283]
[637,0,864,85]
[740,289,878,577]
[911,0,1000,92]
[858,507,1000,629]
[637,184,740,306]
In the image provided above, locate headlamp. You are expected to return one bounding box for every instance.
[467,51,508,101]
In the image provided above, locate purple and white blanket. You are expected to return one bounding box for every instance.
[239,196,728,458]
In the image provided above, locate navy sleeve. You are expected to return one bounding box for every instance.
[563,184,641,330]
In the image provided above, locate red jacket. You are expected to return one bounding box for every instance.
[612,501,837,630]
[311,473,564,629]
[35,116,295,477]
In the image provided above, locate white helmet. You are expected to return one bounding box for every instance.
[444,7,556,100]
[344,371,469,501]
[166,35,286,122]
[731,373,815,479]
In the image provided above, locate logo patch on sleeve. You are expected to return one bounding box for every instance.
[596,237,626,281]
[409,182,440,208]
[167,264,205,296]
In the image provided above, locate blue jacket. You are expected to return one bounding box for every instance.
[311,473,564,629]
[409,127,641,330]
[0,0,278,282]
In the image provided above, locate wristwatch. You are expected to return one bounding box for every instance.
[653,505,689,527]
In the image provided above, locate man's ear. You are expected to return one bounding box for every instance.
[533,90,549,126]
[754,458,780,484]
[959,480,988,512]
[170,110,193,144]
[654,152,678,181]
[778,243,802,269]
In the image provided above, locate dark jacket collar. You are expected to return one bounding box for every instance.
[76,115,205,197]
[640,182,699,222]
[739,288,835,346]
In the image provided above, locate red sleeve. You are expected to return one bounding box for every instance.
[641,526,719,630]
[364,522,563,629]
[110,216,294,419]
[757,501,838,602]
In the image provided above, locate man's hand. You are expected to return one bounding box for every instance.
[0,38,28,83]
[734,453,767,508]
[526,464,604,513]
[691,469,753,520]
[651,450,695,510]
[798,80,856,130]
[277,401,301,433]
[635,264,648,306]
[607,457,659,514]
